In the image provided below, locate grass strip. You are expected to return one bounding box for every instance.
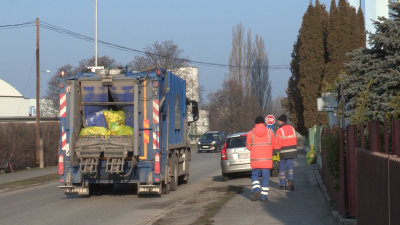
[191,186,243,225]
[0,173,59,189]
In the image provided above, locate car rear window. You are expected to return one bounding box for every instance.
[200,133,219,140]
[226,136,247,148]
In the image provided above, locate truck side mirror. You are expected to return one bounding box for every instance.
[192,101,199,121]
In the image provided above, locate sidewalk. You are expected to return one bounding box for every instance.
[211,149,337,225]
[0,166,58,185]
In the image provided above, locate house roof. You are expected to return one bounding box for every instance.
[0,79,23,97]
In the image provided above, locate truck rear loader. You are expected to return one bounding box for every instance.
[58,68,199,195]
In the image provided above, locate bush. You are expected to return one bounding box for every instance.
[0,122,59,171]
[322,128,340,191]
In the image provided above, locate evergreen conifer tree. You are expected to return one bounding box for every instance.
[358,6,366,47]
[298,1,328,129]
[343,2,400,121]
[283,30,307,135]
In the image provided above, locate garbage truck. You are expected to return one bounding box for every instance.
[58,67,199,195]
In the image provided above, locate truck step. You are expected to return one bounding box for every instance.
[105,158,125,174]
[80,158,99,174]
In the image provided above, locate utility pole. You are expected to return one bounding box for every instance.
[95,0,98,66]
[36,18,43,168]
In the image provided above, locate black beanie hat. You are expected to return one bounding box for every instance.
[255,116,265,124]
[277,114,287,123]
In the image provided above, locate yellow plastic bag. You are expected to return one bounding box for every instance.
[306,145,317,165]
[273,152,280,162]
[103,110,125,130]
[79,126,110,137]
[110,125,134,136]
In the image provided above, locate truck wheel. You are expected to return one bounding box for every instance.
[162,182,170,194]
[222,173,230,181]
[179,173,189,184]
[170,155,178,191]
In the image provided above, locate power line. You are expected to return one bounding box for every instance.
[1,20,290,70]
[0,20,36,29]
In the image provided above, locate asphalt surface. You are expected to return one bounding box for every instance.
[0,149,337,225]
[0,151,222,225]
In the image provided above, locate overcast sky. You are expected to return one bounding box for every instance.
[0,0,333,101]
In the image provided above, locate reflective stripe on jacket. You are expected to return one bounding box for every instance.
[246,124,275,169]
[273,124,298,159]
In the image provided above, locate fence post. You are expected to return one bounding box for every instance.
[384,120,389,154]
[339,128,346,216]
[360,123,365,149]
[346,125,357,218]
[369,121,381,152]
[392,120,400,157]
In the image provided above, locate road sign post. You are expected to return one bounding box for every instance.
[266,115,275,130]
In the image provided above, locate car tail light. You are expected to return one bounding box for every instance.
[221,143,227,160]
[58,154,64,175]
[240,134,247,137]
[154,153,160,175]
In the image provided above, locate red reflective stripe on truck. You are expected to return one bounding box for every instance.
[60,94,66,117]
[154,153,160,175]
[58,155,64,175]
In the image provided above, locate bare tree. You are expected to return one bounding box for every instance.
[44,64,75,111]
[266,96,285,118]
[128,39,189,72]
[251,34,271,115]
[44,55,120,111]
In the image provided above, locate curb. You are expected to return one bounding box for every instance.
[310,169,357,225]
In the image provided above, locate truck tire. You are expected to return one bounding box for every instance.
[162,163,171,194]
[170,154,178,191]
[179,150,190,184]
[162,182,170,194]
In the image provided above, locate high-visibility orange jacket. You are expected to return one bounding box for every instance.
[273,123,298,159]
[246,124,275,169]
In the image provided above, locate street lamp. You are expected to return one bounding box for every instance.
[36,70,50,169]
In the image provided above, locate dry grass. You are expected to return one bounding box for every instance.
[0,173,59,189]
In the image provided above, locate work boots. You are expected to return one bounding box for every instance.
[288,180,294,191]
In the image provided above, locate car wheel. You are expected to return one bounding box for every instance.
[222,173,230,181]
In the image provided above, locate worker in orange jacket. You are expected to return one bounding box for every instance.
[246,116,275,202]
[273,114,297,191]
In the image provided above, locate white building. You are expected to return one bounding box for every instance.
[174,66,199,102]
[0,79,31,116]
[348,0,398,36]
[0,79,56,117]
[174,66,210,135]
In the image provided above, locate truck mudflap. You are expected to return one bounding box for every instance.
[137,184,162,195]
[58,186,89,195]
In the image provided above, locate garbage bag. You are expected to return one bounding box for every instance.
[306,145,317,165]
[110,125,134,137]
[273,152,280,162]
[103,110,125,130]
[79,126,110,137]
[84,109,108,128]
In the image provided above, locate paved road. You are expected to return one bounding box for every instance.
[0,151,222,225]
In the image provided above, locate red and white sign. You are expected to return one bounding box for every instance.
[65,85,70,94]
[265,115,275,125]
